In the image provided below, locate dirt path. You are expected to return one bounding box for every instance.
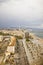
[14,40,29,65]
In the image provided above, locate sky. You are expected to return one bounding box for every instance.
[0,0,43,28]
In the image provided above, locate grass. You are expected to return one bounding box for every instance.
[26,38,30,41]
[15,35,23,39]
[1,63,5,65]
[0,32,10,36]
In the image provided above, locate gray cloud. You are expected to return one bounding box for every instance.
[0,0,9,3]
[0,0,22,3]
[0,0,43,28]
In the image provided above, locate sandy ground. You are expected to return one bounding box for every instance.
[30,33,43,44]
[38,38,43,43]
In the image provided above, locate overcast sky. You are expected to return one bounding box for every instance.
[0,0,43,28]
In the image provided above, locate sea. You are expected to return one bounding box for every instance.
[31,28,43,39]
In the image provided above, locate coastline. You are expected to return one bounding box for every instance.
[38,38,43,44]
[30,32,43,44]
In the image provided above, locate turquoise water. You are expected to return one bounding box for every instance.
[31,29,43,38]
[32,31,43,38]
[33,32,43,38]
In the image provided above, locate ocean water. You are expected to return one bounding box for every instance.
[31,28,43,38]
[33,32,43,38]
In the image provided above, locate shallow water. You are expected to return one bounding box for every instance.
[31,29,43,38]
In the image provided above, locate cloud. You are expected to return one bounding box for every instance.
[36,24,43,29]
[0,0,43,28]
[0,0,43,19]
[0,0,9,3]
[39,24,43,28]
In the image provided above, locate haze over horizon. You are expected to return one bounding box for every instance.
[0,0,43,29]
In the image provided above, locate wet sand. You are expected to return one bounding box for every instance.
[30,33,43,44]
[38,38,43,43]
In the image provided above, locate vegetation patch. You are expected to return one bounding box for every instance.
[15,35,23,39]
[0,32,10,36]
[26,38,30,41]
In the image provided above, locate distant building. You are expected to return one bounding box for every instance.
[4,52,10,63]
[4,36,16,63]
[25,32,29,38]
[7,36,16,53]
[5,51,10,57]
[0,35,3,42]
